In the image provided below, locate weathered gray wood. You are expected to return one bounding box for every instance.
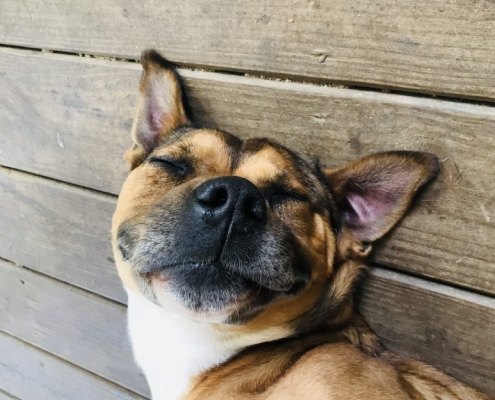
[0,389,17,400]
[0,261,150,397]
[0,167,124,303]
[1,1,495,100]
[1,48,494,294]
[0,332,144,400]
[0,49,131,194]
[1,259,493,397]
[361,268,495,396]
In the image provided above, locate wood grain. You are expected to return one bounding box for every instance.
[0,261,150,397]
[361,268,495,397]
[1,259,493,397]
[1,1,495,99]
[1,48,494,294]
[0,49,131,194]
[0,389,17,400]
[0,167,124,303]
[0,332,144,400]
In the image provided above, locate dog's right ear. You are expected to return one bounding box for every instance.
[322,151,439,249]
[125,50,191,170]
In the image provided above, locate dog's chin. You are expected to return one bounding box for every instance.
[144,262,276,323]
[151,288,246,323]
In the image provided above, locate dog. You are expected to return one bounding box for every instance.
[111,50,491,400]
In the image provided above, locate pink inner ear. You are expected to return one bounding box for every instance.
[139,97,166,152]
[344,190,401,240]
[331,153,438,242]
[148,101,164,134]
[347,193,381,225]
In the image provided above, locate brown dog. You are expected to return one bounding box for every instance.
[111,50,491,400]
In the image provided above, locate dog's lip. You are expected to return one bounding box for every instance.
[141,260,283,293]
[141,260,224,274]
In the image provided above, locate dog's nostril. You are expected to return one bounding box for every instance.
[243,195,265,221]
[213,188,228,207]
[194,177,267,229]
[197,186,228,209]
[202,209,214,222]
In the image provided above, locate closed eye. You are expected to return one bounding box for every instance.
[269,188,308,207]
[149,156,191,178]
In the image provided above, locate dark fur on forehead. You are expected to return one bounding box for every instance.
[296,159,343,235]
[216,129,244,157]
[156,125,196,149]
[154,127,242,155]
[242,138,343,234]
[313,160,343,235]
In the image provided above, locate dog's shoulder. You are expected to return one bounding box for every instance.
[186,339,491,400]
[265,342,410,400]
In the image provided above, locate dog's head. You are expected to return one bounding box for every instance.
[112,50,439,336]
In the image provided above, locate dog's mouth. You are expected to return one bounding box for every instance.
[142,260,307,317]
[141,260,296,290]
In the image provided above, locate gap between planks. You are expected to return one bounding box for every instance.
[370,267,495,309]
[0,331,147,400]
[0,388,20,400]
[0,164,118,203]
[1,44,495,109]
[0,255,125,307]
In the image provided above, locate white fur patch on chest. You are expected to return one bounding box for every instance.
[126,289,239,400]
[126,289,292,399]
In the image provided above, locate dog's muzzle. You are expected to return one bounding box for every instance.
[116,176,308,313]
[193,176,267,243]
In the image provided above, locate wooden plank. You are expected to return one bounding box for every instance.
[0,389,17,400]
[1,49,494,295]
[1,1,495,100]
[0,261,150,397]
[361,268,495,397]
[0,332,144,400]
[0,167,124,303]
[1,259,493,397]
[0,49,131,195]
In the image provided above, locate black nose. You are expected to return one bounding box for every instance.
[194,176,266,232]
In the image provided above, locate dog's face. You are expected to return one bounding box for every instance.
[112,51,439,333]
[114,128,335,323]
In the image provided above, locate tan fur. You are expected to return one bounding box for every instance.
[186,343,412,400]
[111,50,492,400]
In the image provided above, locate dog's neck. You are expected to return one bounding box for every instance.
[125,260,374,400]
[126,289,233,399]
[126,289,290,400]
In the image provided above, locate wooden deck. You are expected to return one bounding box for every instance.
[0,1,494,398]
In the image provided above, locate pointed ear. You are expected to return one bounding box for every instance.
[125,50,191,169]
[323,151,440,242]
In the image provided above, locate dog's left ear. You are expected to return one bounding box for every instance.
[125,50,191,170]
[323,151,440,244]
